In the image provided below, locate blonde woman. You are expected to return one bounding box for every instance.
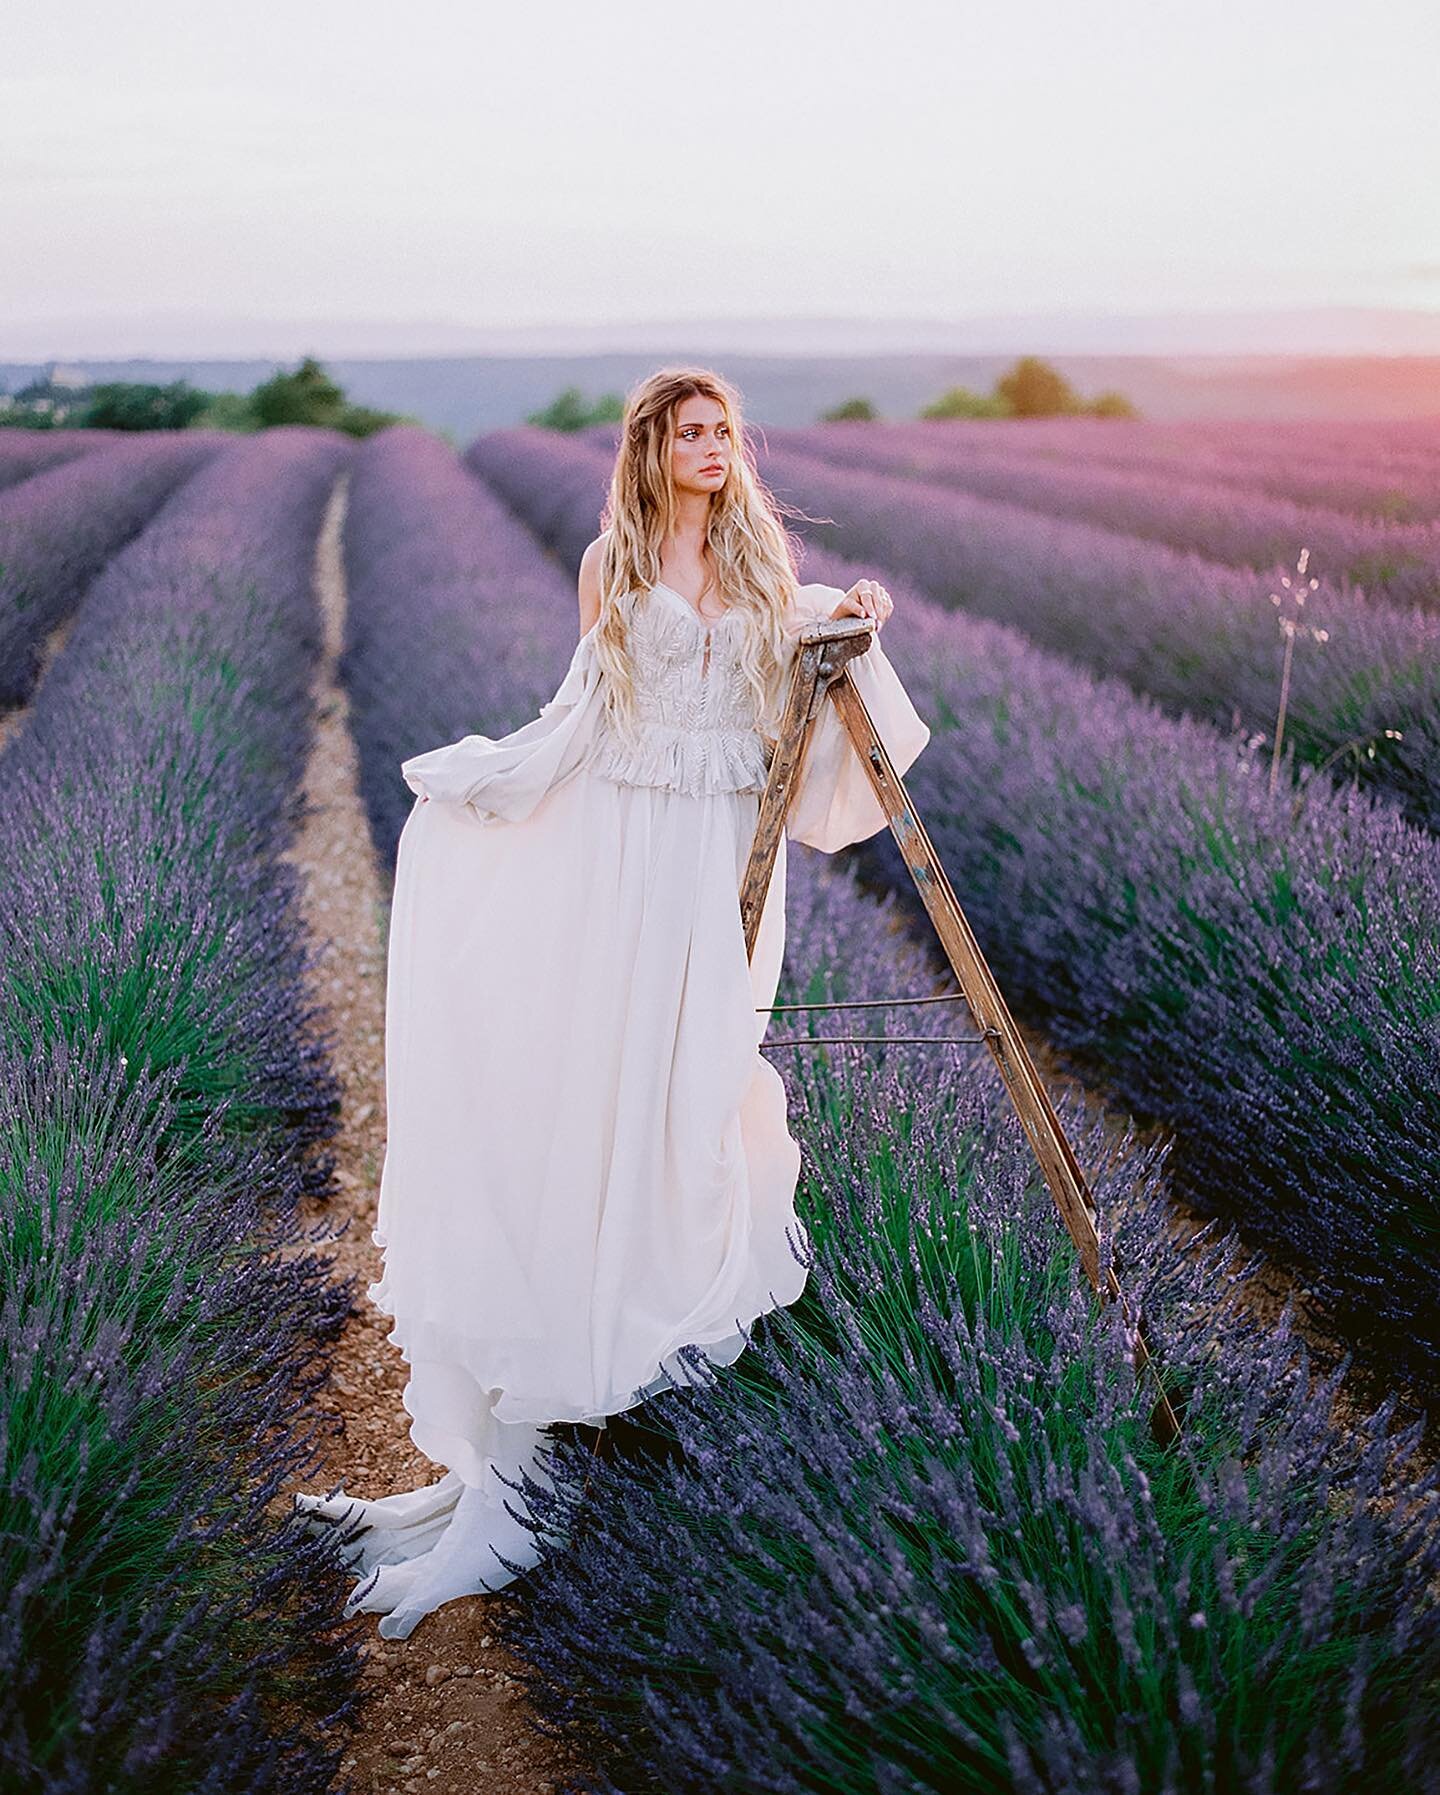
[295,366,930,1639]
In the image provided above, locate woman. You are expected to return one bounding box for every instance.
[294,367,930,1640]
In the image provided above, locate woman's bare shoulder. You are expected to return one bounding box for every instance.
[577,532,611,633]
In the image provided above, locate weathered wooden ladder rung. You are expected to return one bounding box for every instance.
[739,615,1182,1447]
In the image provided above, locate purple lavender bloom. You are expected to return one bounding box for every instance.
[467,425,1440,1380]
[803,416,1440,523]
[0,428,117,493]
[340,423,582,869]
[0,431,224,707]
[344,426,1440,1792]
[778,420,1440,600]
[750,443,1440,834]
[0,427,371,1792]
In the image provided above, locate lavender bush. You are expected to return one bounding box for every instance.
[339,423,579,868]
[492,844,1440,1794]
[0,431,222,706]
[346,428,1440,1789]
[467,426,618,568]
[467,427,1440,1381]
[776,423,1440,608]
[0,428,374,1793]
[750,445,1440,834]
[807,417,1440,523]
[0,429,114,493]
[809,543,1440,1383]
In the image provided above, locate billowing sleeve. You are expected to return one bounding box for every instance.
[779,582,931,854]
[399,624,607,825]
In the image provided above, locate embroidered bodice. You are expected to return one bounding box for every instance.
[589,582,774,796]
[398,575,929,851]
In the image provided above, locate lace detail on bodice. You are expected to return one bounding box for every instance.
[589,584,772,797]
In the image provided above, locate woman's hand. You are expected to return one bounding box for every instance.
[830,578,894,632]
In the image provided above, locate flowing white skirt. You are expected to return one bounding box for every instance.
[381,764,807,1442]
[294,588,930,1638]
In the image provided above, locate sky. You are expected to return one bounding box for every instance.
[2,0,1438,357]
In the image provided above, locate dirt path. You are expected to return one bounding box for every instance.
[281,470,584,1795]
[0,612,76,755]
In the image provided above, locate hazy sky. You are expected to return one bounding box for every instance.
[3,0,1437,354]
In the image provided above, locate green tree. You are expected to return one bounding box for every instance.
[190,390,260,432]
[251,355,347,427]
[245,356,403,437]
[1088,389,1140,419]
[84,379,210,431]
[821,397,877,421]
[993,356,1083,418]
[920,385,1011,419]
[335,403,412,439]
[527,386,625,431]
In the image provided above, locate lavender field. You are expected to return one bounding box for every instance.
[0,430,225,705]
[475,422,1440,1384]
[3,416,1438,1793]
[1,429,368,1792]
[0,428,113,493]
[370,427,1440,1792]
[805,417,1440,520]
[773,422,1440,606]
[566,423,1440,831]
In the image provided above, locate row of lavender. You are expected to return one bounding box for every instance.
[586,415,1440,827]
[336,424,1440,1794]
[338,422,578,870]
[0,429,118,492]
[0,430,224,706]
[772,422,1440,608]
[809,417,1440,522]
[471,426,1440,1384]
[0,429,368,1793]
[734,441,1440,834]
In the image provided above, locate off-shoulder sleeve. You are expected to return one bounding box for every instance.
[399,624,607,825]
[779,582,931,854]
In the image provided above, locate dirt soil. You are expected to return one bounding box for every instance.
[280,471,586,1795]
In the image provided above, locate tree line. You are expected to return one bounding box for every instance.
[2,352,1137,436]
[531,356,1137,429]
[0,356,407,437]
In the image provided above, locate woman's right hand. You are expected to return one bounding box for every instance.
[832,579,894,631]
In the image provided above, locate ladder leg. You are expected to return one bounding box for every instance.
[742,623,1181,1445]
[740,632,828,958]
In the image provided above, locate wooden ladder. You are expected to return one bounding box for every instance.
[739,615,1182,1446]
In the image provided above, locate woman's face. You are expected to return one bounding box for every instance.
[669,396,731,499]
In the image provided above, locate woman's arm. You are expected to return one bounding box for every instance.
[577,535,605,636]
[779,581,930,853]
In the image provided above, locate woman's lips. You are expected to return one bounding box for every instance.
[701,464,723,474]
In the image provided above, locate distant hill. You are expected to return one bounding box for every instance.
[6,303,1440,360]
[4,348,1440,433]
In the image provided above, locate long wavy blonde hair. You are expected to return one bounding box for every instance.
[591,367,806,752]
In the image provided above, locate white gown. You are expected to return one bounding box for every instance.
[294,580,930,1638]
